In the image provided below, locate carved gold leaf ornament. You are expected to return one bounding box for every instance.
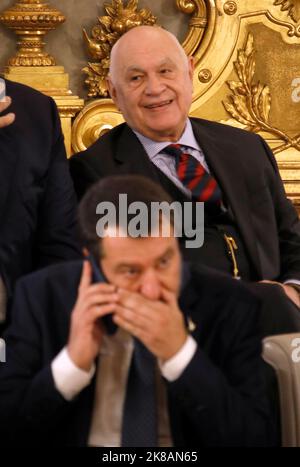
[0,0,65,67]
[274,0,300,23]
[223,33,300,154]
[82,0,157,98]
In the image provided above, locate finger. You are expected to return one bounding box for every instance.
[116,292,160,322]
[259,280,284,289]
[113,313,139,337]
[78,260,93,293]
[0,96,12,111]
[114,304,151,330]
[78,291,119,313]
[88,303,117,324]
[74,303,116,326]
[81,282,117,298]
[117,288,156,312]
[160,287,177,306]
[0,113,15,129]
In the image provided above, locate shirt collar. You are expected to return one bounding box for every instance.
[132,119,200,161]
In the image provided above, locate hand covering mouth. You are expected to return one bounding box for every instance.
[144,100,173,109]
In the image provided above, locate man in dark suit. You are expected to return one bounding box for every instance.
[0,78,80,326]
[70,26,300,334]
[0,175,272,447]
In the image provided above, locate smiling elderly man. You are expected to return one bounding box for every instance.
[70,26,300,336]
[0,175,273,447]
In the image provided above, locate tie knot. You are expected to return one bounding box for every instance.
[163,144,183,158]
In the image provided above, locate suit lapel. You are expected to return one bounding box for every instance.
[114,124,160,179]
[191,119,262,276]
[114,124,190,203]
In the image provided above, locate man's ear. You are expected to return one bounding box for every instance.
[107,76,118,107]
[188,56,195,81]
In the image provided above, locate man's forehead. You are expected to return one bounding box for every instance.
[125,58,177,73]
[102,236,176,261]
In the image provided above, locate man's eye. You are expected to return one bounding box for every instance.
[159,256,171,268]
[131,75,142,82]
[160,69,171,74]
[124,268,139,277]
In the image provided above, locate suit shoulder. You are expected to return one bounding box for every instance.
[72,123,128,161]
[190,262,260,307]
[5,78,52,106]
[16,260,83,296]
[188,264,261,339]
[191,117,261,142]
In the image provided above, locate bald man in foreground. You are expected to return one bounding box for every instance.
[70,26,300,335]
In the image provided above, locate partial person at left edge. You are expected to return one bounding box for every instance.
[0,78,81,330]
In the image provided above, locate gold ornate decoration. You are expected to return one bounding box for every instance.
[72,99,124,153]
[274,0,300,23]
[198,68,212,83]
[82,0,157,98]
[0,0,65,67]
[223,33,300,154]
[176,0,207,56]
[223,1,238,16]
[0,1,84,157]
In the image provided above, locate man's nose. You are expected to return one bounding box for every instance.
[144,74,166,95]
[139,270,161,301]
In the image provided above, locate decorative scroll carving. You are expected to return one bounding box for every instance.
[274,0,300,23]
[175,0,207,56]
[0,0,65,67]
[82,0,157,98]
[223,33,300,154]
[223,2,238,16]
[198,68,212,83]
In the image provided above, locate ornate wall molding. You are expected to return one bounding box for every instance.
[223,33,300,154]
[274,0,300,23]
[176,0,207,56]
[0,0,65,67]
[0,0,84,157]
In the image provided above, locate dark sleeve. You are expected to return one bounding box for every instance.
[34,98,81,266]
[0,278,73,444]
[69,152,102,201]
[259,137,300,282]
[167,300,271,446]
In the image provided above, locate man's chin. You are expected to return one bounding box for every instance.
[144,123,184,142]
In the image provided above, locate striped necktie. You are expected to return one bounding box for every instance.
[163,144,222,206]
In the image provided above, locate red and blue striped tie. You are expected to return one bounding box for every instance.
[163,144,222,206]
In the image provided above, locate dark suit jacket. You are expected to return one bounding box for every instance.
[0,260,271,447]
[70,119,300,282]
[0,79,80,299]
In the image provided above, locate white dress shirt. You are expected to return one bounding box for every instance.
[52,332,197,447]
